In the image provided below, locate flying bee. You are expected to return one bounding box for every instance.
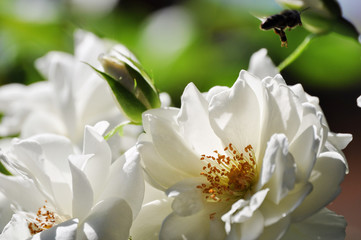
[260,8,309,47]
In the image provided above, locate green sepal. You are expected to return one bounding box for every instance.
[333,17,359,41]
[320,0,342,18]
[90,66,147,124]
[320,0,359,40]
[0,161,11,176]
[125,64,161,109]
[302,12,333,34]
[104,121,131,140]
[112,50,161,109]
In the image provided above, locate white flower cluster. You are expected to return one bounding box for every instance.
[0,30,351,239]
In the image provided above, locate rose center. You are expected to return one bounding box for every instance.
[27,201,64,235]
[197,143,258,203]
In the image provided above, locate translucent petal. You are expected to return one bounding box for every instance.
[130,199,172,240]
[261,182,312,226]
[68,158,94,220]
[289,126,319,182]
[31,219,79,240]
[137,141,192,190]
[0,192,12,231]
[261,75,302,146]
[76,74,118,129]
[0,213,32,240]
[10,140,55,199]
[239,210,265,240]
[160,210,211,240]
[80,198,133,240]
[282,208,346,240]
[142,107,180,136]
[29,134,74,214]
[258,215,290,240]
[21,111,66,138]
[99,147,144,219]
[209,71,262,155]
[35,52,74,80]
[261,134,296,204]
[46,51,77,139]
[291,152,346,221]
[222,189,269,234]
[177,83,223,155]
[204,86,229,103]
[248,48,278,79]
[146,114,202,176]
[82,125,112,199]
[166,177,204,216]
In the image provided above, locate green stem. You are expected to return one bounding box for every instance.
[278,34,316,72]
[104,120,132,140]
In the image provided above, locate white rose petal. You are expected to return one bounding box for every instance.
[0,122,144,239]
[137,50,349,239]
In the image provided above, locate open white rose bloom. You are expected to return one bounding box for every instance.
[0,30,142,155]
[0,121,144,239]
[137,69,351,239]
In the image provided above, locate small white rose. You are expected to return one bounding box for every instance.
[0,122,144,239]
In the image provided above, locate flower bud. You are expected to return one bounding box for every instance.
[276,0,359,39]
[92,45,161,124]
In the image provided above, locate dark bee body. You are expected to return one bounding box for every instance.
[260,10,303,47]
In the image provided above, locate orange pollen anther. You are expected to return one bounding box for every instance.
[27,201,61,235]
[197,143,257,204]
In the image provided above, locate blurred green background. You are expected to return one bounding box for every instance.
[1,0,361,105]
[0,0,361,238]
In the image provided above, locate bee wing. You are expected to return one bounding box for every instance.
[250,12,268,23]
[258,17,268,24]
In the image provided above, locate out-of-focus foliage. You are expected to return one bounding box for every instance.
[0,0,360,106]
[276,0,359,39]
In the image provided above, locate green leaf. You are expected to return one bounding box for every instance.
[0,161,11,176]
[90,66,147,124]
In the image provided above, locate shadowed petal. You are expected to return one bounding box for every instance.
[177,83,223,155]
[68,157,93,220]
[209,71,263,155]
[166,177,204,216]
[99,147,144,218]
[291,152,346,221]
[130,199,172,240]
[31,219,78,240]
[79,198,133,240]
[282,208,346,240]
[145,114,202,176]
[160,210,211,240]
[0,214,32,240]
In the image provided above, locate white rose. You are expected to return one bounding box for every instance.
[137,68,350,239]
[0,121,144,239]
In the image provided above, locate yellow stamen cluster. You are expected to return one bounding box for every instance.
[27,201,60,235]
[197,143,257,203]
